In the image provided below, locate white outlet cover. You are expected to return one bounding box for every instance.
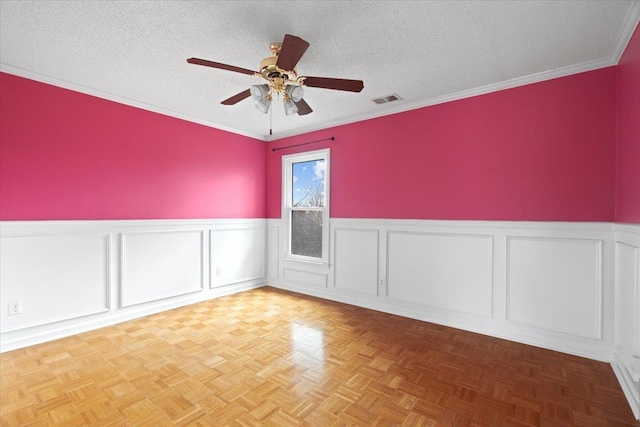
[8,300,22,316]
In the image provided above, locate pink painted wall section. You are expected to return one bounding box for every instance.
[0,73,266,220]
[616,24,640,224]
[267,67,616,221]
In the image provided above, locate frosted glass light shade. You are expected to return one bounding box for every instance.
[284,100,298,116]
[256,98,271,113]
[286,85,304,102]
[250,84,269,101]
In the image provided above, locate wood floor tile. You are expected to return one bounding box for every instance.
[1,287,638,426]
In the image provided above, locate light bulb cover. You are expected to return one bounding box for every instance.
[255,98,271,114]
[286,85,304,102]
[284,100,299,116]
[250,84,269,102]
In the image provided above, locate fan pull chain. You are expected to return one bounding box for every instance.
[269,102,273,135]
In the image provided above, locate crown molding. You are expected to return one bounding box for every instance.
[4,0,639,145]
[265,2,640,142]
[0,63,267,142]
[265,56,616,141]
[611,0,640,64]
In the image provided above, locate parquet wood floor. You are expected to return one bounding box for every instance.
[1,288,637,426]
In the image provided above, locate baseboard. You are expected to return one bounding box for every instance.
[1,280,266,353]
[267,281,613,363]
[612,346,640,420]
[0,218,268,353]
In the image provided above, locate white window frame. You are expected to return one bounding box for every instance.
[282,148,330,264]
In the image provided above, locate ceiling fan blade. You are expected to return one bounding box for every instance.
[294,99,313,116]
[301,76,364,92]
[276,34,309,71]
[221,89,251,105]
[187,58,256,75]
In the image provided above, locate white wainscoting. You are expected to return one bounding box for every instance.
[613,224,640,420]
[0,219,266,352]
[507,236,602,339]
[210,227,265,288]
[267,226,279,280]
[121,230,204,307]
[283,268,328,288]
[268,218,616,363]
[2,217,637,418]
[1,234,111,331]
[334,228,379,296]
[387,231,493,317]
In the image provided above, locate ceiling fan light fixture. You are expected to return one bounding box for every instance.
[187,34,364,121]
[255,98,272,114]
[284,100,298,116]
[286,85,304,102]
[250,84,269,102]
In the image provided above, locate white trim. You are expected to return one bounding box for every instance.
[329,218,614,233]
[0,63,267,141]
[505,236,604,340]
[621,241,640,358]
[386,230,494,318]
[4,0,639,144]
[615,225,640,360]
[0,233,112,332]
[269,218,616,362]
[0,218,267,353]
[612,1,640,64]
[612,345,640,420]
[333,227,380,296]
[120,229,205,308]
[0,218,266,232]
[0,280,265,353]
[209,228,266,288]
[0,57,619,142]
[617,223,640,235]
[282,268,328,288]
[267,226,280,279]
[267,280,613,363]
[282,148,330,265]
[265,58,616,141]
[616,240,640,359]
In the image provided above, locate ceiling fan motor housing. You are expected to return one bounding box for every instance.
[259,56,297,81]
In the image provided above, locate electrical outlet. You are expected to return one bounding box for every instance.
[216,267,223,277]
[8,300,22,316]
[379,278,385,287]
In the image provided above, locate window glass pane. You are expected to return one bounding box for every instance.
[292,159,325,207]
[291,210,323,258]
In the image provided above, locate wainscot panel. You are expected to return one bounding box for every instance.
[283,268,328,288]
[268,226,279,279]
[121,230,204,307]
[334,228,379,296]
[210,227,266,288]
[506,236,603,339]
[268,218,615,363]
[0,219,266,352]
[0,233,110,331]
[613,224,640,420]
[387,231,493,317]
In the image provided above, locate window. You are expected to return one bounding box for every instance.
[282,149,330,263]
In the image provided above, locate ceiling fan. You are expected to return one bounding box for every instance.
[187,34,364,117]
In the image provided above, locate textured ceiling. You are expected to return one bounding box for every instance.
[1,1,639,141]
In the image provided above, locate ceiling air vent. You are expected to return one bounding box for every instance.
[372,93,402,104]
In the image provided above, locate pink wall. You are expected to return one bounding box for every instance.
[267,67,617,221]
[1,64,623,223]
[0,73,266,220]
[616,25,640,224]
